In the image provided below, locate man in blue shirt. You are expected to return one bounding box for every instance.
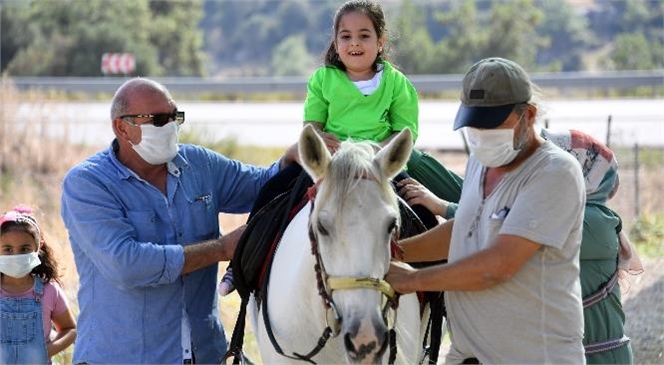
[60,78,298,364]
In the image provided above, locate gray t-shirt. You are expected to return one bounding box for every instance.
[445,141,586,364]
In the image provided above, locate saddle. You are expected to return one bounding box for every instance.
[231,171,313,301]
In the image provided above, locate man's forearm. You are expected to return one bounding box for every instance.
[401,219,453,262]
[181,225,245,275]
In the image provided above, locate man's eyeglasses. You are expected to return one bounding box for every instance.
[120,110,185,127]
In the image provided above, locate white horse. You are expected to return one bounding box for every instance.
[249,125,424,364]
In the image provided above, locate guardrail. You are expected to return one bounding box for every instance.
[5,70,664,95]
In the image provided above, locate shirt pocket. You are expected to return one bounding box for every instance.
[0,311,37,344]
[485,210,509,243]
[186,191,218,241]
[126,210,160,243]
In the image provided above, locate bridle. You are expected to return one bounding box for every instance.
[291,181,401,364]
[261,177,402,365]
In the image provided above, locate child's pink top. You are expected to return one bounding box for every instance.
[0,279,70,341]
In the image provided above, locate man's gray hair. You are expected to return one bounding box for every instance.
[110,78,173,120]
[514,81,544,122]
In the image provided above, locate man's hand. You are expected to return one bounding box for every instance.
[386,261,418,294]
[219,224,247,261]
[281,143,301,168]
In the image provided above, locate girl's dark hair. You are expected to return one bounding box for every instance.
[323,0,388,72]
[1,220,60,284]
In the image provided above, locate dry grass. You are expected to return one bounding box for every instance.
[2,79,662,363]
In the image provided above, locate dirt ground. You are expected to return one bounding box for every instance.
[622,257,664,365]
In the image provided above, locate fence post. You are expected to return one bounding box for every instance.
[633,143,640,219]
[606,115,612,148]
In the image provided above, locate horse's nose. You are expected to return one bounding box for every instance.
[343,317,388,363]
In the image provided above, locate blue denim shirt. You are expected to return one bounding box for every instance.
[61,141,280,364]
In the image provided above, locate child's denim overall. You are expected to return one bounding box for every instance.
[0,277,48,364]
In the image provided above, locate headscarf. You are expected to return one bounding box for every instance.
[541,129,643,281]
[540,129,619,204]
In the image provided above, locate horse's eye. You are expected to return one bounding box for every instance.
[317,221,329,236]
[387,218,398,234]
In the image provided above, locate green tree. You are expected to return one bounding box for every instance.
[271,34,315,76]
[422,0,545,73]
[609,33,658,70]
[590,0,663,70]
[149,1,206,76]
[1,0,205,76]
[480,0,546,70]
[391,0,437,74]
[534,0,594,71]
[429,0,485,73]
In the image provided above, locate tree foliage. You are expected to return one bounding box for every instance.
[1,0,205,76]
[1,0,661,76]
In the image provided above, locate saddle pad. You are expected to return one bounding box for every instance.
[232,171,313,299]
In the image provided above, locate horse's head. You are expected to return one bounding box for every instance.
[298,124,413,364]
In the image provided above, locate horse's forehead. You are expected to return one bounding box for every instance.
[316,180,394,217]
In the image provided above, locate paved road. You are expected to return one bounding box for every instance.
[16,98,664,149]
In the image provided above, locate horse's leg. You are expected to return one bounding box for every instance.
[393,293,423,364]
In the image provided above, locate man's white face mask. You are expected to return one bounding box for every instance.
[466,114,528,168]
[0,252,41,278]
[131,122,180,165]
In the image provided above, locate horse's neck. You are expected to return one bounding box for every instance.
[267,202,327,329]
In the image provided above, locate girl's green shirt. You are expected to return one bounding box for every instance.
[303,61,419,143]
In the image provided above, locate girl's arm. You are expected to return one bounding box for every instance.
[47,309,77,358]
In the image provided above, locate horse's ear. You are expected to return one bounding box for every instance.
[299,124,332,180]
[374,128,413,180]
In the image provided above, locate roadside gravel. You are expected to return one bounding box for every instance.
[623,257,664,365]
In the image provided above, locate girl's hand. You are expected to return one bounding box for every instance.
[305,122,341,154]
[318,131,341,154]
[397,178,447,217]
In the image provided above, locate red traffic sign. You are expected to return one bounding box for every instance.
[101,53,136,75]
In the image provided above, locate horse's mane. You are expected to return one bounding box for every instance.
[318,139,398,219]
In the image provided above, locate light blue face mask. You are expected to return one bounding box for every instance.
[0,252,41,278]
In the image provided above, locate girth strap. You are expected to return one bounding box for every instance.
[583,271,619,308]
[585,335,630,355]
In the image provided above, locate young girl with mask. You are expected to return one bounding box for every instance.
[0,205,76,364]
[219,0,462,296]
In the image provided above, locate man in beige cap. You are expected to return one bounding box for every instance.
[386,57,586,364]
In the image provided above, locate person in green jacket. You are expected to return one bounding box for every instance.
[398,128,644,364]
[540,128,641,364]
